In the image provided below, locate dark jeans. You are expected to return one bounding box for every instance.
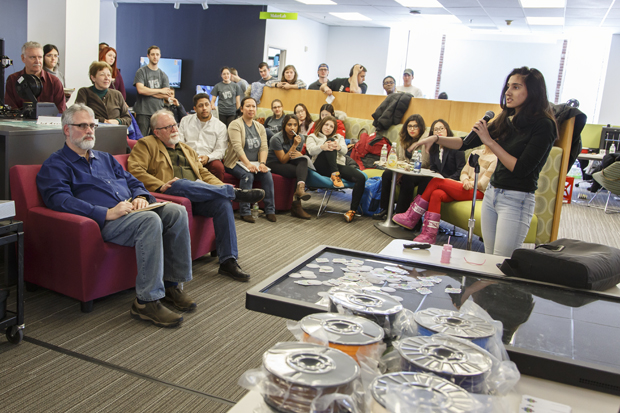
[314,150,366,211]
[164,179,238,263]
[380,169,432,214]
[266,157,309,183]
[219,113,236,127]
[136,114,152,137]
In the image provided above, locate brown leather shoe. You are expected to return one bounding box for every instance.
[295,182,311,201]
[162,285,197,312]
[266,213,277,222]
[291,200,311,220]
[241,215,255,223]
[344,210,356,223]
[331,172,344,188]
[130,299,183,328]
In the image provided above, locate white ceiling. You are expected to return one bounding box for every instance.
[110,0,620,34]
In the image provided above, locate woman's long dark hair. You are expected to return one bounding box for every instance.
[314,116,338,139]
[281,113,299,141]
[319,104,335,116]
[399,114,425,149]
[488,66,557,141]
[43,44,59,70]
[428,119,453,155]
[294,103,312,131]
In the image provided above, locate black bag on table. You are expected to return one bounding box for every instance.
[499,239,620,291]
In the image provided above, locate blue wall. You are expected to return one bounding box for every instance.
[0,0,28,99]
[116,3,266,109]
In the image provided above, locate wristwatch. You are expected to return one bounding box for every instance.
[260,161,266,165]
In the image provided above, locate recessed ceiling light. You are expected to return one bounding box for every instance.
[521,0,565,8]
[330,12,371,21]
[296,0,337,5]
[395,0,442,7]
[527,16,565,25]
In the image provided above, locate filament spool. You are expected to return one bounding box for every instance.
[328,289,403,340]
[395,335,492,393]
[370,372,476,413]
[300,313,384,362]
[262,342,360,413]
[413,308,495,349]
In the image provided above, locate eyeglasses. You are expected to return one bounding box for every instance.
[407,124,419,129]
[383,81,395,86]
[70,123,98,131]
[433,126,446,133]
[45,54,59,59]
[156,124,178,131]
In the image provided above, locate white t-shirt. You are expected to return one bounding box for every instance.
[178,114,228,161]
[396,85,423,98]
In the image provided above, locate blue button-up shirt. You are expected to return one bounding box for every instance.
[37,144,156,229]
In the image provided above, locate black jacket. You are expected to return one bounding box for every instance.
[429,146,466,181]
[552,103,587,173]
[372,93,412,132]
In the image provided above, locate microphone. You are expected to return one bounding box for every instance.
[462,111,495,146]
[468,153,479,168]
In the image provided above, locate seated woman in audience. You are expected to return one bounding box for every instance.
[76,61,131,126]
[294,103,313,135]
[211,66,243,127]
[224,97,276,223]
[266,114,312,220]
[393,145,497,243]
[264,99,284,140]
[43,44,65,87]
[373,114,430,224]
[99,46,126,100]
[266,65,306,90]
[308,104,346,138]
[307,116,367,223]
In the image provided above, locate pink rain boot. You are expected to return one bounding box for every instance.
[413,212,441,244]
[392,195,428,230]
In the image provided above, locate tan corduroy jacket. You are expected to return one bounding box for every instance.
[223,117,268,169]
[128,135,223,192]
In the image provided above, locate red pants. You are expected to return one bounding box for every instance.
[420,178,483,214]
[206,160,225,182]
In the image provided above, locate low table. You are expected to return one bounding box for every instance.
[374,166,443,238]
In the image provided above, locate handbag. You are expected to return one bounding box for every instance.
[499,238,620,291]
[358,176,382,216]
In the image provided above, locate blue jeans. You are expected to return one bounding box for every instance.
[101,203,192,302]
[165,179,238,263]
[225,165,275,216]
[481,184,536,257]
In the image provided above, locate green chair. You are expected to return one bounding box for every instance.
[591,161,620,214]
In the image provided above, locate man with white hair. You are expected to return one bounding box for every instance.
[37,104,193,328]
[4,41,66,112]
[128,109,263,283]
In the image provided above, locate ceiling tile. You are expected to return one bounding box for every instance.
[523,8,566,17]
[446,7,489,16]
[478,0,522,7]
[484,7,526,17]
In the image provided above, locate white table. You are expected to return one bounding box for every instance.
[578,152,605,161]
[374,165,443,238]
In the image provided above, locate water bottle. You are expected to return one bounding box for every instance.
[610,142,616,154]
[412,150,422,173]
[380,144,388,165]
[251,202,259,219]
[387,142,398,168]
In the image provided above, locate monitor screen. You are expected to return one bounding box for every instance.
[139,57,182,88]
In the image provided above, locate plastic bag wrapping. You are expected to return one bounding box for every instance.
[287,313,387,363]
[238,342,365,413]
[402,304,509,362]
[381,381,511,413]
[326,286,405,340]
[388,334,520,396]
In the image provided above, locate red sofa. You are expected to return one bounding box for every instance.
[113,154,216,261]
[10,164,139,313]
[223,172,296,211]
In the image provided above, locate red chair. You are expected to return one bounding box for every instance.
[223,172,296,211]
[113,155,216,260]
[10,164,138,313]
[127,138,138,150]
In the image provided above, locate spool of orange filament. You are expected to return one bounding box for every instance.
[299,313,384,362]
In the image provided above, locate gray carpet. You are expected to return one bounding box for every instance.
[1,183,618,412]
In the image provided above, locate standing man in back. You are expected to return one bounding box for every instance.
[308,63,329,90]
[256,62,273,84]
[134,45,172,136]
[396,69,423,98]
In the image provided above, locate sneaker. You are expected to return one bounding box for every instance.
[331,172,344,188]
[344,210,355,223]
[219,258,251,282]
[372,210,387,220]
[162,285,197,312]
[234,188,265,203]
[130,299,183,328]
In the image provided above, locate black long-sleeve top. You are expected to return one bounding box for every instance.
[462,116,557,193]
